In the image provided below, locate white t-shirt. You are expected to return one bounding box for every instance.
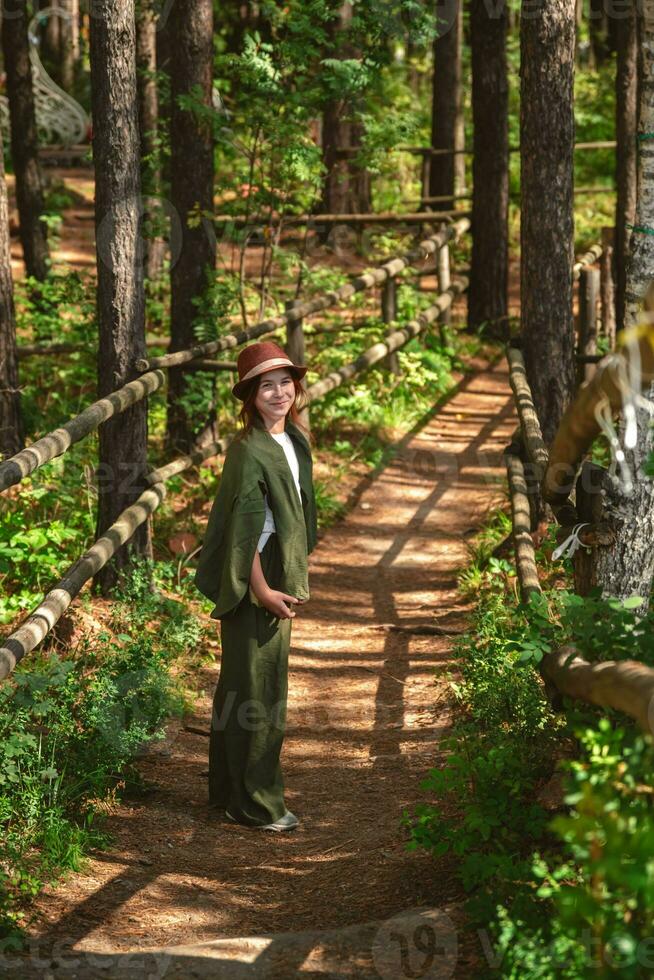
[257,431,302,553]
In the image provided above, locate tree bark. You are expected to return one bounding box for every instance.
[136,0,165,281]
[89,0,151,594]
[166,0,215,453]
[1,0,50,281]
[589,0,610,67]
[520,0,576,446]
[319,3,370,216]
[594,3,654,606]
[428,0,464,209]
[39,0,61,84]
[615,0,638,334]
[59,0,79,92]
[468,0,509,333]
[0,125,23,459]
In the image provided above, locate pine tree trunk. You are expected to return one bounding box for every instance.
[468,0,509,333]
[1,0,50,281]
[0,126,23,459]
[319,3,370,216]
[136,0,164,281]
[59,0,79,92]
[155,15,172,193]
[89,0,150,594]
[520,0,576,446]
[429,0,463,209]
[320,102,351,214]
[589,0,610,66]
[166,0,215,453]
[39,0,61,84]
[615,0,638,334]
[594,3,654,606]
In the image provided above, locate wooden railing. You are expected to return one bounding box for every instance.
[0,219,470,681]
[505,291,654,733]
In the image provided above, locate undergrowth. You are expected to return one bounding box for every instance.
[404,510,654,978]
[0,558,208,951]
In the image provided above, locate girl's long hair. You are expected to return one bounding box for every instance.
[232,373,311,445]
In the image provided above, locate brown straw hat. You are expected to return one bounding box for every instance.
[231,340,308,401]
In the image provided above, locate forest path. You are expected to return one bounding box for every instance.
[14,354,516,978]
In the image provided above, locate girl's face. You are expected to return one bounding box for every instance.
[254,368,295,426]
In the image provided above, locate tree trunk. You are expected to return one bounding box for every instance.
[166,0,215,453]
[319,3,370,216]
[468,0,509,333]
[349,118,372,214]
[594,4,654,606]
[520,0,576,446]
[59,0,79,92]
[155,13,172,193]
[136,0,164,281]
[89,0,151,594]
[615,0,638,334]
[320,101,351,215]
[39,0,61,84]
[589,0,610,67]
[1,0,50,281]
[428,0,464,209]
[0,126,23,459]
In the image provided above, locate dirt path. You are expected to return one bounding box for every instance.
[9,355,515,977]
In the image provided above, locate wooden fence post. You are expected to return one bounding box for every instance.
[578,266,600,384]
[382,277,400,375]
[285,300,310,434]
[600,226,617,349]
[437,241,451,341]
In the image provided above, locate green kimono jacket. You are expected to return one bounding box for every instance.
[194,416,318,620]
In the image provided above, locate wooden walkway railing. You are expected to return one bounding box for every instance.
[505,318,654,733]
[0,220,470,681]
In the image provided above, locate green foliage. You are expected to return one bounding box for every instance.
[0,559,204,947]
[405,510,654,976]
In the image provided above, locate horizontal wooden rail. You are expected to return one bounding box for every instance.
[335,140,617,158]
[16,336,172,359]
[0,371,166,494]
[0,482,167,681]
[213,209,468,226]
[541,647,654,733]
[137,218,470,372]
[305,278,467,401]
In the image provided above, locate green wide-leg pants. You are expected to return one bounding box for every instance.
[209,533,292,826]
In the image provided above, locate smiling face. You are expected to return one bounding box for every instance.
[254,367,296,428]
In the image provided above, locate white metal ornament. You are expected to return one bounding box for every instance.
[0,6,89,148]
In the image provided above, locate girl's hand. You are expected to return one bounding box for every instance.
[262,590,299,619]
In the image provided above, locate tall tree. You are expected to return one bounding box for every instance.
[1,0,50,281]
[166,0,215,453]
[520,0,576,446]
[319,2,371,215]
[615,0,638,333]
[428,0,464,209]
[90,0,151,593]
[136,0,165,281]
[39,0,61,84]
[60,0,79,92]
[595,3,654,604]
[0,126,23,459]
[468,0,509,333]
